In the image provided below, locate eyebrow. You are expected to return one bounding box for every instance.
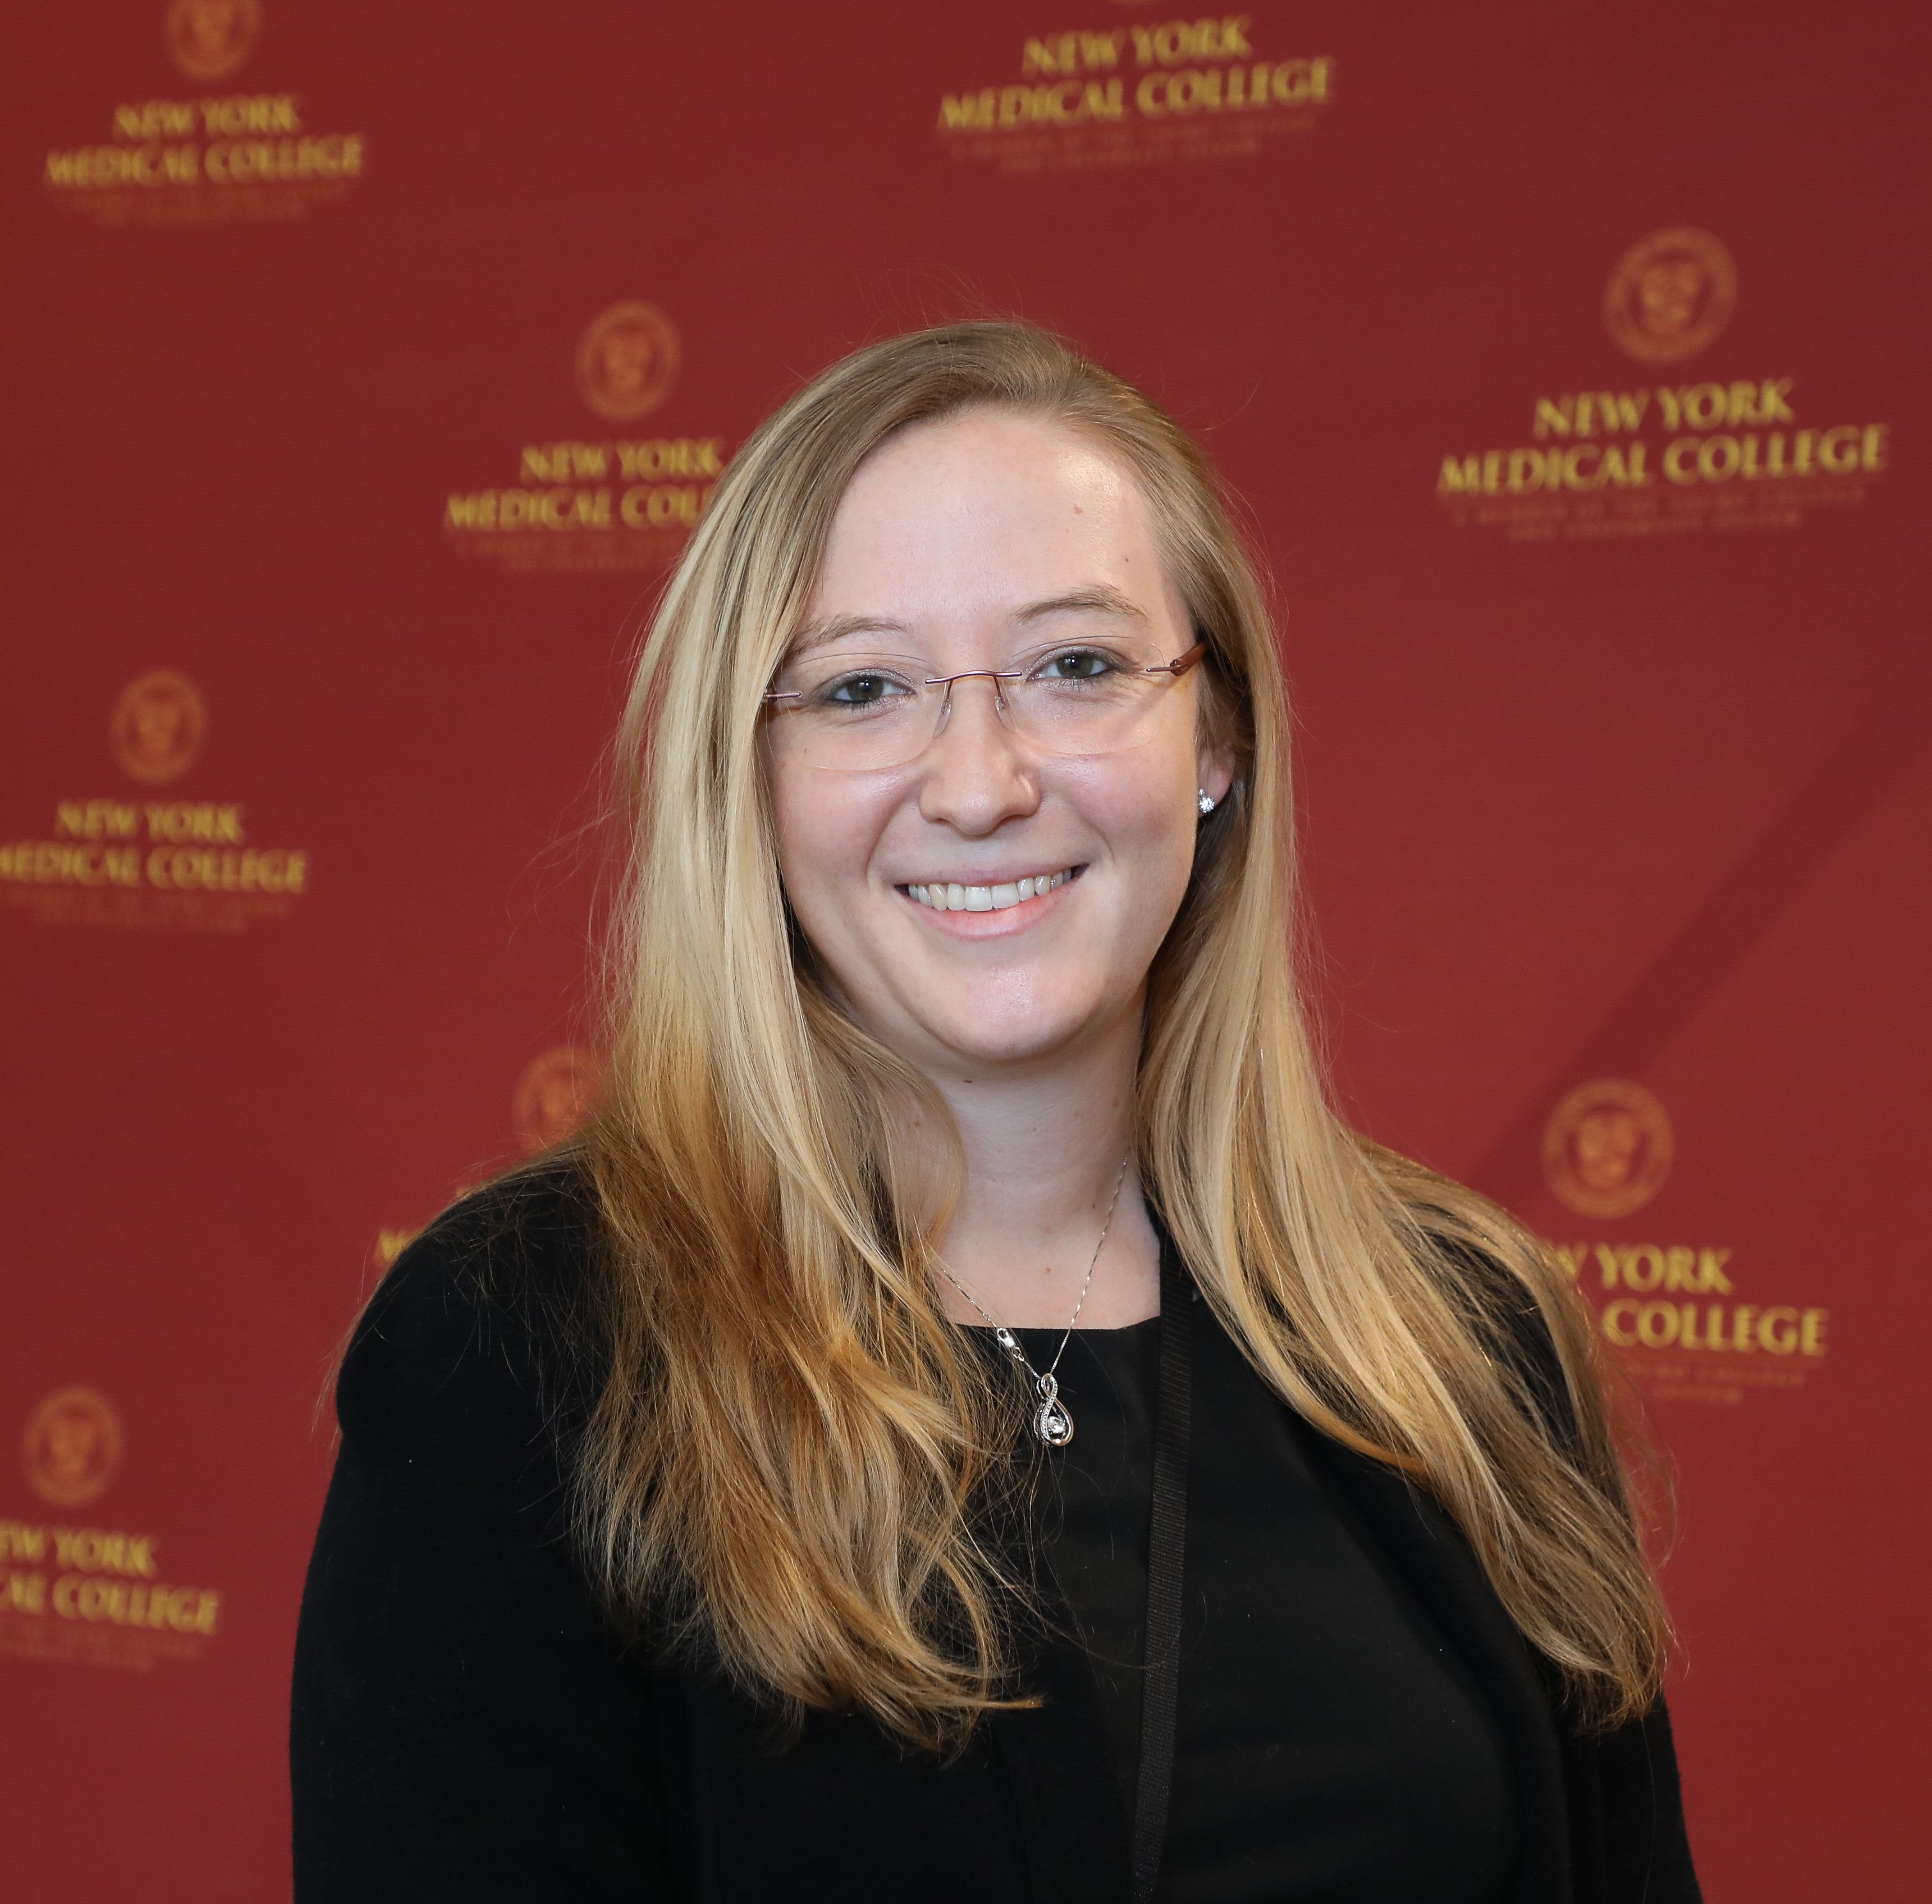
[790,584,1149,657]
[789,612,913,657]
[1016,584,1151,628]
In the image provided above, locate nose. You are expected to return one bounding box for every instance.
[916,674,1040,835]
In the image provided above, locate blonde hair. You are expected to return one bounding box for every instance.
[576,320,1667,1749]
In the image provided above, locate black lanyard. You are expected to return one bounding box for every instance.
[1130,1252,1194,1904]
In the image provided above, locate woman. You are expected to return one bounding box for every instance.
[292,322,1699,1902]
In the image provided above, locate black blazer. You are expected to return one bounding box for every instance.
[291,1168,1700,1903]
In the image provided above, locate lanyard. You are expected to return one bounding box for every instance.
[1130,1251,1194,1904]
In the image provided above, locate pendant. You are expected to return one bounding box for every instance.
[1034,1372,1074,1447]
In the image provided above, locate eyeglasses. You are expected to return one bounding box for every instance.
[762,636,1207,772]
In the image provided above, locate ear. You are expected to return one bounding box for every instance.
[1196,732,1236,807]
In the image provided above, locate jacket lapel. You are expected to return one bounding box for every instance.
[993,1625,1137,1904]
[1299,1432,1577,1904]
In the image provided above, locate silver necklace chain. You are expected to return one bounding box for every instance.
[935,1154,1131,1448]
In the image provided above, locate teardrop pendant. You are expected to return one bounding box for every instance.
[1034,1372,1074,1447]
[935,1152,1130,1454]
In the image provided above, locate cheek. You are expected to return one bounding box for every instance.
[1060,733,1200,862]
[767,763,894,938]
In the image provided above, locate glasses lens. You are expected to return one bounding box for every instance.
[1005,638,1174,756]
[765,654,936,770]
[764,638,1185,771]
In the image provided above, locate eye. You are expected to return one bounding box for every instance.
[820,670,909,709]
[1034,647,1119,683]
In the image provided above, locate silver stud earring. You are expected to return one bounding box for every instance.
[1197,788,1216,816]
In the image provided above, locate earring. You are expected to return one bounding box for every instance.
[1197,788,1216,816]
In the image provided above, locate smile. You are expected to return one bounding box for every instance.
[903,867,1079,914]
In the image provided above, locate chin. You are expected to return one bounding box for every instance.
[910,989,1122,1070]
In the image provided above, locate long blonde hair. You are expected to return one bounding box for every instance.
[576,320,1667,1748]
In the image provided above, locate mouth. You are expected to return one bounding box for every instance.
[900,866,1082,915]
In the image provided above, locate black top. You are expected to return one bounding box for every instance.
[291,1166,1700,1904]
[1005,1314,1517,1901]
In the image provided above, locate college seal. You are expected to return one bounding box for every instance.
[164,0,260,83]
[21,1385,124,1510]
[1603,226,1737,365]
[513,1045,603,1154]
[575,301,681,422]
[1541,1077,1674,1219]
[110,667,208,785]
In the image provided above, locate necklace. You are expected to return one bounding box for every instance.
[935,1154,1131,1448]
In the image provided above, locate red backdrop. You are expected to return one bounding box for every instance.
[3,2,1927,1897]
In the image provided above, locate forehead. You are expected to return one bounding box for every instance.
[809,409,1178,630]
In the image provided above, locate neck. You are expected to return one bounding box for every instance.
[916,999,1162,1330]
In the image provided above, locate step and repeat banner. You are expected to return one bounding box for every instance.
[3,2,1926,1897]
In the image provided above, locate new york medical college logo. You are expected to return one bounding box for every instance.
[0,669,312,933]
[1436,224,1890,543]
[937,12,1338,175]
[1540,1080,1832,1410]
[4,1386,227,1674]
[442,302,728,576]
[41,0,365,230]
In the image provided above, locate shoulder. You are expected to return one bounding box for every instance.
[1362,1139,1592,1450]
[336,1155,607,1462]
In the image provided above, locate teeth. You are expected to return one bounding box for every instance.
[906,869,1073,914]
